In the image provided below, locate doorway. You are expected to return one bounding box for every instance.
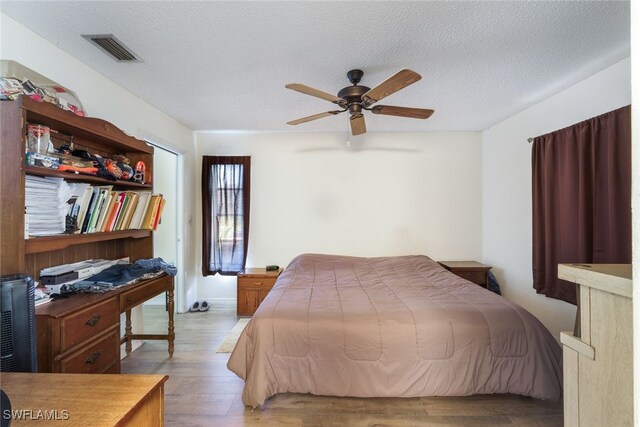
[145,143,180,308]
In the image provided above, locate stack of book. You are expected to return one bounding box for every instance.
[69,187,166,234]
[26,179,166,237]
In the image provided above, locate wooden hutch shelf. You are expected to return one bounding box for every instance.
[26,165,153,189]
[25,229,152,254]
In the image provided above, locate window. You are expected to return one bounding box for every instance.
[202,156,251,276]
[531,106,630,304]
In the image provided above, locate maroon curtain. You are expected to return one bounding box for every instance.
[532,105,631,304]
[202,156,251,276]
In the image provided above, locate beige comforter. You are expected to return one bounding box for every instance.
[228,254,562,407]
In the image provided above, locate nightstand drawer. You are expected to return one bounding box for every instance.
[61,297,119,352]
[454,270,487,285]
[237,276,277,290]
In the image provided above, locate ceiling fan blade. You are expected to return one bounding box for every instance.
[350,114,366,136]
[285,83,344,104]
[362,69,421,105]
[371,105,434,119]
[286,110,343,125]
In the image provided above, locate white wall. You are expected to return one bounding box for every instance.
[195,131,482,301]
[482,57,631,339]
[1,14,198,312]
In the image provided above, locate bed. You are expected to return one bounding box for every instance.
[227,254,562,407]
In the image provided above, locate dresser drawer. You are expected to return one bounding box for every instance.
[454,270,487,285]
[61,297,119,352]
[237,276,277,291]
[120,275,171,312]
[57,327,120,374]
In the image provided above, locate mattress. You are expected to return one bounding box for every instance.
[227,254,562,407]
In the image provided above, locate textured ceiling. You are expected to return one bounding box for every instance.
[1,1,630,132]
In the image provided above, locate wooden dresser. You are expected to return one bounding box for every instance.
[237,268,282,316]
[438,261,492,288]
[1,373,167,426]
[558,263,632,427]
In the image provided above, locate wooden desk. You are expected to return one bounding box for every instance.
[1,373,167,426]
[36,274,175,373]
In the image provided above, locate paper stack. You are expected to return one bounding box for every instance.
[25,175,71,236]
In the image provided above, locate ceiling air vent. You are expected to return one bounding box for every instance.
[82,34,142,62]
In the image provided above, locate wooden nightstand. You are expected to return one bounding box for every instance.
[438,261,492,289]
[237,268,282,316]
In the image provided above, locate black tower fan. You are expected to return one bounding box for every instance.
[0,274,37,372]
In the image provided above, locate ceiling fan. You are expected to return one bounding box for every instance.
[285,69,434,136]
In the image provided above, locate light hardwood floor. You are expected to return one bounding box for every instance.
[121,304,563,426]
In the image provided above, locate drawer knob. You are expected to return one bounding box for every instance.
[126,297,133,303]
[85,314,102,327]
[85,351,102,364]
[253,282,264,285]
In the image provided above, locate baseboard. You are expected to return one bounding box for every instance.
[205,298,236,304]
[206,298,236,309]
[184,298,235,312]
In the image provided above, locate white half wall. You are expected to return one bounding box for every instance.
[1,14,198,313]
[195,131,482,300]
[482,57,631,339]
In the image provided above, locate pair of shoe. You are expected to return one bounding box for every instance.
[189,300,210,312]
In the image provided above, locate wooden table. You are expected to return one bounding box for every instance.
[0,373,167,426]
